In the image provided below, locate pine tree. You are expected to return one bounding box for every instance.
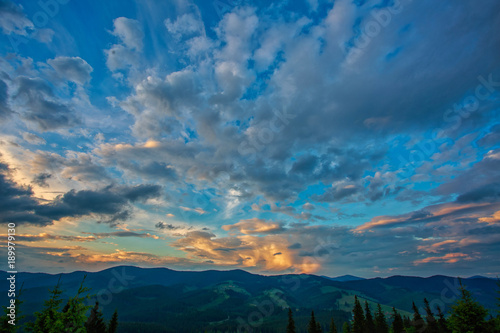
[342,322,352,333]
[317,321,323,333]
[364,301,375,333]
[374,304,388,333]
[60,275,92,332]
[403,315,411,330]
[352,296,365,333]
[107,309,118,333]
[448,278,488,333]
[26,275,65,332]
[329,317,338,333]
[422,298,438,333]
[286,308,296,333]
[391,307,404,333]
[308,311,321,333]
[436,306,450,333]
[85,301,107,333]
[411,301,425,332]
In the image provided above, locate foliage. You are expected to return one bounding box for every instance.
[448,279,488,333]
[352,296,365,333]
[374,303,388,333]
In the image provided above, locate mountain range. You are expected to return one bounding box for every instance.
[1,267,497,332]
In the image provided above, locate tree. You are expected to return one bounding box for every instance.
[448,278,488,333]
[423,298,438,333]
[342,322,351,333]
[364,301,375,333]
[329,317,338,333]
[391,307,405,333]
[436,306,450,333]
[352,296,365,333]
[107,309,118,333]
[374,304,388,333]
[26,275,65,332]
[26,275,92,333]
[411,301,425,332]
[85,301,107,333]
[286,308,296,333]
[60,275,92,332]
[308,311,320,333]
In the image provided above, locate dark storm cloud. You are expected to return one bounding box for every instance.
[0,160,162,225]
[456,183,500,204]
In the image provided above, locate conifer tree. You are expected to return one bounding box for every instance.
[448,279,488,333]
[352,296,365,333]
[308,311,319,333]
[364,301,375,333]
[342,322,351,333]
[411,301,425,332]
[286,308,296,333]
[329,317,338,333]
[26,275,65,332]
[374,304,388,333]
[422,298,438,333]
[435,306,450,333]
[317,321,323,333]
[60,275,92,332]
[108,309,118,333]
[403,315,411,330]
[391,307,404,333]
[85,301,107,333]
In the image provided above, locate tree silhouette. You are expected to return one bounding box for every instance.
[374,304,388,333]
[391,307,404,333]
[85,301,107,333]
[448,279,488,333]
[423,298,438,333]
[435,306,450,333]
[342,322,351,333]
[329,317,338,333]
[286,308,296,333]
[411,301,426,332]
[308,311,320,333]
[352,296,365,333]
[364,301,375,333]
[107,309,118,333]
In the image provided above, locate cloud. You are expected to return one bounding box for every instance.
[0,0,33,35]
[0,159,162,225]
[165,13,205,40]
[13,76,81,131]
[47,56,93,85]
[111,17,144,50]
[222,218,285,234]
[0,79,12,119]
[179,206,208,215]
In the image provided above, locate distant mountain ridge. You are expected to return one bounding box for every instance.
[1,266,497,333]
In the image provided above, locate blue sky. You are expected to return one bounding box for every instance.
[0,0,500,277]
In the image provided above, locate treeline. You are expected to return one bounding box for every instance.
[286,279,500,333]
[0,275,118,333]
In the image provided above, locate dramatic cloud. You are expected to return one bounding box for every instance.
[1,0,499,276]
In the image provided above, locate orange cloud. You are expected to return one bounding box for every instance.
[172,231,318,273]
[414,252,472,265]
[222,218,284,234]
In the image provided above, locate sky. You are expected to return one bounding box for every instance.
[0,0,499,278]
